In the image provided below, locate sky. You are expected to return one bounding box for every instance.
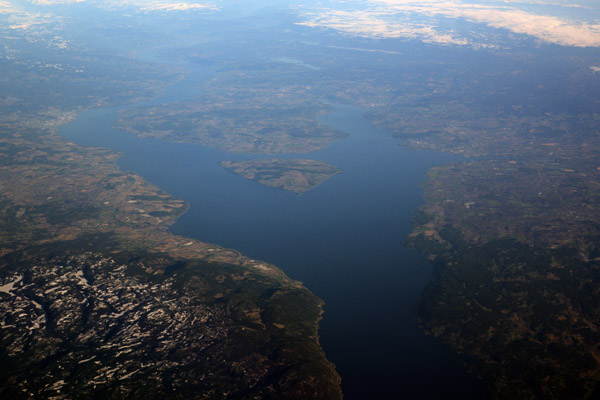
[2,0,600,47]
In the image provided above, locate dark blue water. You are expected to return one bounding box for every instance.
[58,62,483,399]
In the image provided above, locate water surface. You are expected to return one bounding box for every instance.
[59,60,482,400]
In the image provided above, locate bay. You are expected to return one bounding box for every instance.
[58,61,483,399]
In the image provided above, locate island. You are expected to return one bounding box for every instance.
[219,159,342,194]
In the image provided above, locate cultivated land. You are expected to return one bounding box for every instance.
[219,159,342,194]
[0,9,342,398]
[0,119,341,400]
[114,95,345,155]
[401,56,600,399]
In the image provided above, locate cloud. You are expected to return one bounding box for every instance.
[299,0,600,47]
[493,0,589,8]
[95,0,217,12]
[0,0,55,30]
[25,0,217,12]
[0,0,18,12]
[299,9,470,45]
[139,2,216,11]
[29,0,85,4]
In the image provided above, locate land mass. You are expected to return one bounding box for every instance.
[0,126,342,400]
[400,52,600,398]
[4,0,600,397]
[114,97,346,154]
[0,8,342,398]
[219,159,342,194]
[405,158,600,399]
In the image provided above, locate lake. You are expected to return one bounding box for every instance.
[58,58,483,399]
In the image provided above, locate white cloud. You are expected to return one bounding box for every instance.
[25,0,217,12]
[29,0,85,4]
[0,0,55,30]
[96,0,217,12]
[493,0,589,8]
[299,9,470,45]
[139,2,216,11]
[299,0,600,47]
[0,0,18,13]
